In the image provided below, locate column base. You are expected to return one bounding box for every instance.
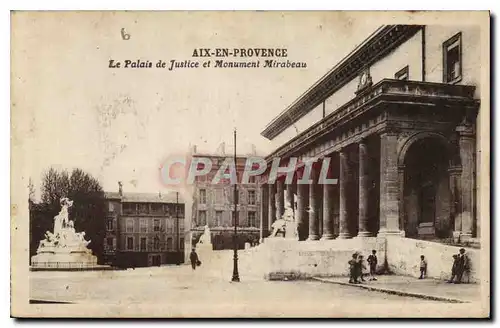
[306,235,320,241]
[337,232,351,239]
[320,234,335,241]
[377,229,402,237]
[355,231,373,238]
[460,232,473,243]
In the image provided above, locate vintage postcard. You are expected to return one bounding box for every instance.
[11,11,490,318]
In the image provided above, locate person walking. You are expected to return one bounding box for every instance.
[190,248,199,271]
[367,250,378,281]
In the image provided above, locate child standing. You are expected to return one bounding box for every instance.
[348,253,358,284]
[419,255,427,279]
[367,250,378,281]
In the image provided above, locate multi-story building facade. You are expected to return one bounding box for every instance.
[104,185,185,267]
[191,145,261,250]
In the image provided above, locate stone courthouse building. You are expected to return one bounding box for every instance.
[255,25,484,280]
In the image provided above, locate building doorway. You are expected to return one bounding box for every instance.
[402,135,452,240]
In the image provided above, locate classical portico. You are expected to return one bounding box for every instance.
[259,79,480,244]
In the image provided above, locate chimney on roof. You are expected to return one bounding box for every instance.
[159,191,162,199]
[192,145,197,154]
[118,181,123,196]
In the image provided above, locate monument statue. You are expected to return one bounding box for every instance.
[270,195,298,240]
[196,225,213,257]
[198,225,212,245]
[31,197,98,269]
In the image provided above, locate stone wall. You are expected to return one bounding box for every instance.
[256,237,387,279]
[386,236,479,282]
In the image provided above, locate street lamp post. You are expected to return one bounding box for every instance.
[231,128,240,282]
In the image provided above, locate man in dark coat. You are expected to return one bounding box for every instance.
[190,248,199,270]
[448,254,460,283]
[455,248,469,283]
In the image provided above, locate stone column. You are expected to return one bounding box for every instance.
[276,178,285,221]
[268,183,276,232]
[296,182,309,241]
[285,182,294,209]
[259,183,269,242]
[456,125,475,241]
[398,165,406,237]
[307,165,320,240]
[338,149,351,239]
[357,140,371,237]
[448,166,462,242]
[378,132,401,236]
[321,183,335,240]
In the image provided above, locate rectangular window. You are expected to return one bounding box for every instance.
[151,203,162,214]
[215,211,223,226]
[108,202,114,213]
[140,219,148,233]
[153,236,160,250]
[395,65,409,81]
[176,205,184,217]
[167,237,173,251]
[106,219,114,231]
[163,204,171,216]
[123,203,135,215]
[248,190,256,205]
[215,188,224,204]
[443,32,462,84]
[138,203,149,214]
[198,210,206,226]
[127,237,134,250]
[126,219,134,233]
[153,219,161,232]
[248,212,256,227]
[106,237,114,247]
[199,189,207,204]
[231,211,238,226]
[140,237,147,251]
[166,219,174,233]
[180,238,184,250]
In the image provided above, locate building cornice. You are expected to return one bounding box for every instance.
[265,79,479,161]
[260,24,423,140]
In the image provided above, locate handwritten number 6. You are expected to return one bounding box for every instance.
[121,28,130,40]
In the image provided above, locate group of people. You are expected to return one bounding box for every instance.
[349,248,470,284]
[419,248,470,283]
[348,250,378,284]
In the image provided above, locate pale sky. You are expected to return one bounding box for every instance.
[12,12,377,197]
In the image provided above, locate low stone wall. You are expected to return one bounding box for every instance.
[386,236,479,282]
[256,237,387,279]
